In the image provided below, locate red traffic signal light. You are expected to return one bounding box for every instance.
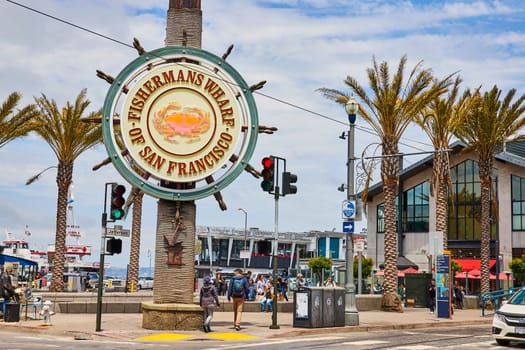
[261,157,274,192]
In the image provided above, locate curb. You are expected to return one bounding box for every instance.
[0,317,493,341]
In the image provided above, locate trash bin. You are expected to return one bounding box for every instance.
[64,274,81,292]
[333,287,346,326]
[4,303,20,322]
[293,287,323,328]
[322,288,335,327]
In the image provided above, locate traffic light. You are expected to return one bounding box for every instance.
[282,171,298,195]
[106,237,122,255]
[110,184,126,220]
[260,156,274,192]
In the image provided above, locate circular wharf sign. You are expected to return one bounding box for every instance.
[102,46,259,200]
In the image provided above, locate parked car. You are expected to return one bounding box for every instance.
[104,276,125,289]
[138,276,154,290]
[492,287,525,346]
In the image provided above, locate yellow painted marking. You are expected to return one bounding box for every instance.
[135,333,193,341]
[205,332,258,341]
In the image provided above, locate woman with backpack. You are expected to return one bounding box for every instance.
[200,275,220,333]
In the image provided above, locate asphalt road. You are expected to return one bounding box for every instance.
[0,324,519,350]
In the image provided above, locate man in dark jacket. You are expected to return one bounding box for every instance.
[0,266,15,301]
[227,268,249,331]
[427,279,436,313]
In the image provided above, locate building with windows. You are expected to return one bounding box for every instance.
[364,141,525,288]
[194,226,355,279]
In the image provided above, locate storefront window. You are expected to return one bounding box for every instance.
[402,181,429,232]
[448,159,497,241]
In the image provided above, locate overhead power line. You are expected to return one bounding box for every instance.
[6,0,433,153]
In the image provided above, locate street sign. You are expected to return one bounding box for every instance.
[342,221,355,233]
[107,225,130,237]
[342,200,356,219]
[240,250,250,259]
[354,239,365,252]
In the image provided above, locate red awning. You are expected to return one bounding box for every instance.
[454,259,496,272]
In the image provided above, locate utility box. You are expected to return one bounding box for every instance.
[405,273,433,308]
[322,288,335,327]
[293,287,323,328]
[333,287,346,326]
[294,287,346,328]
[4,303,20,322]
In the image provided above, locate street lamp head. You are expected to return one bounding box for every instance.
[238,208,247,215]
[25,174,40,186]
[25,165,58,186]
[345,97,359,124]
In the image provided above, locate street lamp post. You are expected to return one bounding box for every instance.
[147,249,152,277]
[238,208,248,270]
[344,97,359,326]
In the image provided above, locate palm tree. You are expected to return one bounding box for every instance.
[414,76,470,249]
[0,92,36,148]
[454,86,525,295]
[31,89,102,292]
[126,189,144,292]
[319,55,453,311]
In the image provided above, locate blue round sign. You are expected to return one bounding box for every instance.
[343,201,355,218]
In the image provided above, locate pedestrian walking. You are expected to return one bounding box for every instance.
[227,268,249,331]
[200,275,220,333]
[427,279,436,313]
[215,272,225,296]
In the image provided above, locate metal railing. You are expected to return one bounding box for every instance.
[481,287,521,316]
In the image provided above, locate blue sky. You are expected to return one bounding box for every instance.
[0,0,524,268]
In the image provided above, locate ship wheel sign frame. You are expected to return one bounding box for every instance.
[102,46,259,201]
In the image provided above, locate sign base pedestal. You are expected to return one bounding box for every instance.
[142,301,203,330]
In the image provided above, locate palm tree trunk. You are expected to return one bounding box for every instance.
[153,199,196,304]
[435,149,450,249]
[150,0,201,305]
[49,161,73,292]
[479,157,493,295]
[127,191,144,292]
[380,145,403,312]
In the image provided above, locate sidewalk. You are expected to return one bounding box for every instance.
[0,307,492,342]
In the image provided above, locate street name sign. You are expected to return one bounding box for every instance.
[107,225,130,237]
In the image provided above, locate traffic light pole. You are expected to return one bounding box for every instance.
[96,182,113,332]
[96,212,107,332]
[270,186,280,330]
[261,155,296,330]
